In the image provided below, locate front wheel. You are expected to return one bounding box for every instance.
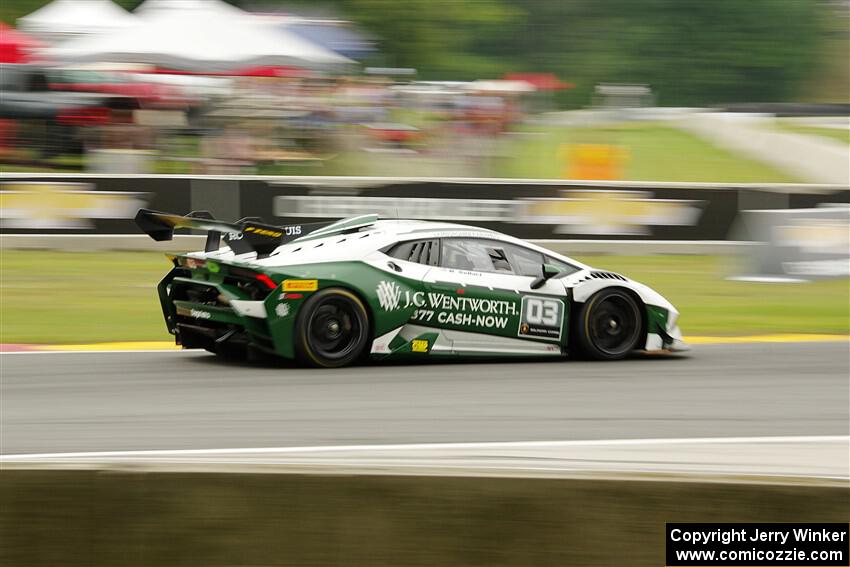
[574,288,643,360]
[294,288,370,368]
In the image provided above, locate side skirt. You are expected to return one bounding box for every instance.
[371,324,564,358]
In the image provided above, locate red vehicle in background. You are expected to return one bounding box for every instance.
[46,69,196,111]
[0,64,136,158]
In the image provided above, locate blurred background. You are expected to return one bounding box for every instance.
[0,0,847,179]
[1,0,848,346]
[1,4,848,566]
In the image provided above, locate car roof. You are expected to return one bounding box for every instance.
[202,216,587,271]
[371,218,499,236]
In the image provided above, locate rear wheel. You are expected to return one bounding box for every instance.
[575,288,643,360]
[294,288,370,368]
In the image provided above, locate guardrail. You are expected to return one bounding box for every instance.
[0,234,750,255]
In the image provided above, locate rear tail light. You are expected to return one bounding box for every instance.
[228,267,278,297]
[254,274,277,290]
[177,260,278,298]
[57,106,110,126]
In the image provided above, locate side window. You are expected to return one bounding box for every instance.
[440,238,581,278]
[500,243,545,277]
[441,239,515,274]
[546,256,580,277]
[385,239,439,266]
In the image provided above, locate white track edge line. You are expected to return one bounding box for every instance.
[3,435,848,461]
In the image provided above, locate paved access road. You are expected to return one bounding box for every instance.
[1,342,847,454]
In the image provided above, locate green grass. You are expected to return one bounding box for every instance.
[1,251,847,344]
[774,121,850,145]
[497,123,802,182]
[0,251,171,344]
[574,255,850,336]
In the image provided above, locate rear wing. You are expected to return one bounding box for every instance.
[135,209,378,257]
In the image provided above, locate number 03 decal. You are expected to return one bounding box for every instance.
[518,296,564,341]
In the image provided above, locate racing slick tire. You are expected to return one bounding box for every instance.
[294,287,370,368]
[574,288,643,361]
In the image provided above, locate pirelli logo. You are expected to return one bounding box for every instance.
[282,279,318,292]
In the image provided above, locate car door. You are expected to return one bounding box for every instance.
[420,237,568,355]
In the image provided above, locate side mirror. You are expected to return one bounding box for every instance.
[530,263,561,289]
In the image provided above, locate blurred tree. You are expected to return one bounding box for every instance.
[269,0,521,78]
[0,0,142,24]
[1,0,830,105]
[472,0,826,106]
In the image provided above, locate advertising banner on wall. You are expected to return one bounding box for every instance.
[731,205,850,281]
[0,182,150,229]
[0,175,847,242]
[273,190,706,236]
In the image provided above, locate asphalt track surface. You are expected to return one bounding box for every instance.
[1,342,848,454]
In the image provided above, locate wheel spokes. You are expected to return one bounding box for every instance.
[589,295,639,355]
[308,298,363,359]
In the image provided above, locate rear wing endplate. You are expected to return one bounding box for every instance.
[135,209,378,257]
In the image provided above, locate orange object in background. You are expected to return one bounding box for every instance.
[560,143,628,180]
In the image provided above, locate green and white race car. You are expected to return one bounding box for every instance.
[137,209,687,367]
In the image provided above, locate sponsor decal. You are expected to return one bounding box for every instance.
[377,281,520,333]
[444,269,483,278]
[411,291,518,331]
[279,292,305,300]
[376,280,403,311]
[411,339,429,353]
[175,306,212,319]
[282,279,318,292]
[377,282,564,340]
[518,296,564,340]
[275,303,291,318]
[243,225,303,238]
[243,226,284,238]
[432,311,510,330]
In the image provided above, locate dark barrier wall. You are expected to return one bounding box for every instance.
[1,175,848,240]
[1,470,848,567]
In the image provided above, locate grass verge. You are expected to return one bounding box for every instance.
[1,251,847,344]
[575,255,849,336]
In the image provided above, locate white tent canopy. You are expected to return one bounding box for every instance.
[133,0,244,17]
[46,0,352,71]
[19,0,136,42]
